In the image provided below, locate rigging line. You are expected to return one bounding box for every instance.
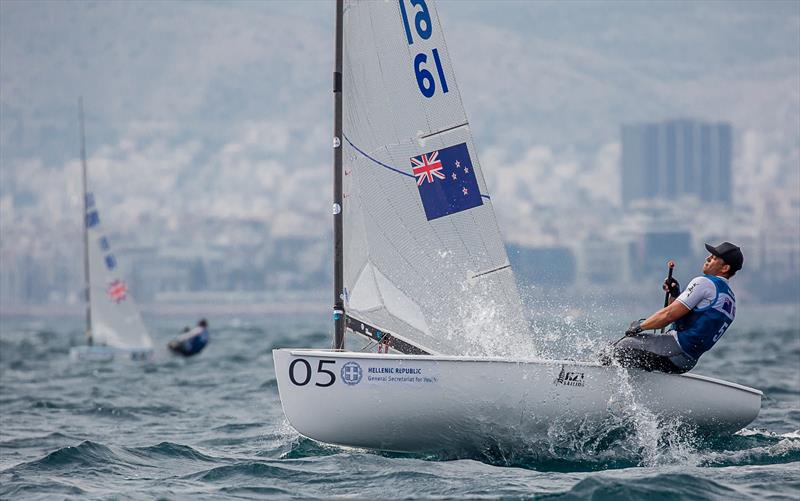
[344,135,491,200]
[359,338,379,353]
[419,121,469,140]
[471,263,511,279]
[344,135,412,178]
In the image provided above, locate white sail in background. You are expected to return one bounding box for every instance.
[342,0,526,355]
[85,193,152,349]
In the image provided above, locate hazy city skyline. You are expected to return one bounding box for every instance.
[1,1,798,308]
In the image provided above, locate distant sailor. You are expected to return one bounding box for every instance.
[608,242,743,374]
[168,319,210,357]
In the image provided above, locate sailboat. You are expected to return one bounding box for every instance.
[69,99,154,362]
[273,1,761,453]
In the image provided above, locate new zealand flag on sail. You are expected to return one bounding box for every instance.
[411,142,482,221]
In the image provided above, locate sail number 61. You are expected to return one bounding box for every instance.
[399,0,449,98]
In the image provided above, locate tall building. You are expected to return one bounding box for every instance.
[621,119,732,206]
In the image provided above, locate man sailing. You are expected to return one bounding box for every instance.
[168,319,210,357]
[608,242,743,374]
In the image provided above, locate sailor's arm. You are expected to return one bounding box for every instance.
[177,326,202,342]
[640,300,690,331]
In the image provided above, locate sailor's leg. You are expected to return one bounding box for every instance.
[611,334,690,373]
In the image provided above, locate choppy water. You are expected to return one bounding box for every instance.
[1,310,798,500]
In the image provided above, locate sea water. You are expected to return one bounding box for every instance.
[1,309,798,500]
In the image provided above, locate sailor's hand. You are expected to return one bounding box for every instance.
[662,277,680,299]
[625,319,644,337]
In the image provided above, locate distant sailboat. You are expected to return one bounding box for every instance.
[69,98,154,362]
[272,0,761,453]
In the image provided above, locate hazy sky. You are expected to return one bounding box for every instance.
[1,0,798,245]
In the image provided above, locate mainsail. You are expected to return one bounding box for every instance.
[84,195,152,349]
[341,0,527,356]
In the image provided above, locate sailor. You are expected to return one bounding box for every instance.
[609,242,743,374]
[168,319,210,357]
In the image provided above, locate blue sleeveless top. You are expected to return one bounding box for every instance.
[673,275,736,360]
[179,329,209,357]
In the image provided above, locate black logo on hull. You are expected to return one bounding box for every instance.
[554,366,585,387]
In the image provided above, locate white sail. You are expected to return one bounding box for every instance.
[85,193,152,349]
[342,0,527,356]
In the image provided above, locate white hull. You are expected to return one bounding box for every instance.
[70,345,154,362]
[273,349,762,453]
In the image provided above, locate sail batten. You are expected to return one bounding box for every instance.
[342,0,528,356]
[419,122,469,140]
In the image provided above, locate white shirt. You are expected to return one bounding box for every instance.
[676,275,727,311]
[176,325,204,342]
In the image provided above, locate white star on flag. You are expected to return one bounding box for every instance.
[455,160,461,168]
[464,167,469,174]
[462,187,469,195]
[451,172,457,180]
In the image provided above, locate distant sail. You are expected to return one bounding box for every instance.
[85,193,152,349]
[341,0,526,355]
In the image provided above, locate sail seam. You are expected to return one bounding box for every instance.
[344,135,490,200]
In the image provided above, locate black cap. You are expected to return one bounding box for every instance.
[705,242,744,272]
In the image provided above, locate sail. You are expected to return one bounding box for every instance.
[341,0,527,356]
[85,193,152,349]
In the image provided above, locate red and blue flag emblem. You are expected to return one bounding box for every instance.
[107,279,128,303]
[411,142,483,220]
[411,151,446,185]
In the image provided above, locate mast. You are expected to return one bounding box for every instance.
[79,98,93,346]
[332,0,345,349]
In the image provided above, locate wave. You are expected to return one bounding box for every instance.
[216,485,294,496]
[759,385,800,397]
[128,441,221,462]
[699,431,800,468]
[212,422,265,433]
[275,422,800,473]
[279,436,342,460]
[0,479,86,499]
[3,440,222,475]
[259,377,278,389]
[1,320,797,498]
[0,432,79,450]
[7,440,123,473]
[75,401,181,420]
[540,473,743,500]
[186,461,307,482]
